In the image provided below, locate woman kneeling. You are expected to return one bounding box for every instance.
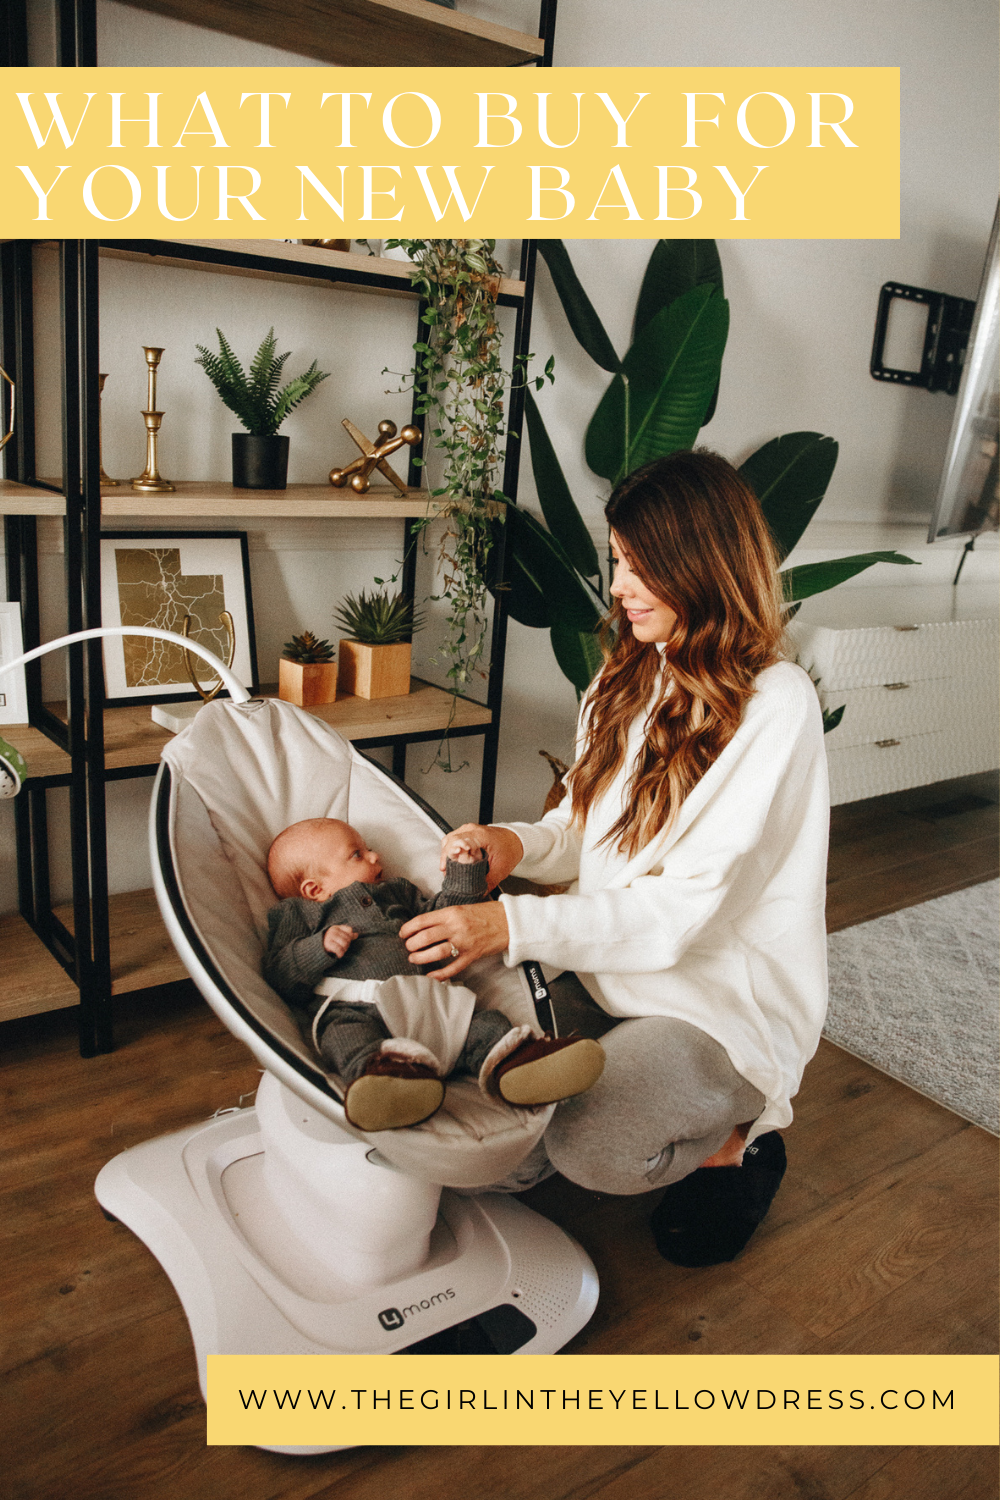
[400,449,829,1266]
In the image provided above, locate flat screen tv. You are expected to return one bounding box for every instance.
[929,202,1000,541]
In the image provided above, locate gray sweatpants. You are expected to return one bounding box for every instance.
[542,972,765,1195]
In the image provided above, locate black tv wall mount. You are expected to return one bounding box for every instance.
[870,281,976,395]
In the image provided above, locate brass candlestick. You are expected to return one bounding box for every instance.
[0,364,14,453]
[131,346,175,492]
[98,374,120,485]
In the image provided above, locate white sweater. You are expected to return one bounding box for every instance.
[499,659,830,1136]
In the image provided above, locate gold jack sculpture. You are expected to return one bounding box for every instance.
[299,238,351,252]
[182,612,235,703]
[131,346,175,493]
[329,418,421,495]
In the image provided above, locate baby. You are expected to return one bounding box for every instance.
[263,817,604,1132]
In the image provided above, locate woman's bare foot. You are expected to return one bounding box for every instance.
[699,1121,753,1168]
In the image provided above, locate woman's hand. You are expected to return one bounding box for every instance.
[399,900,510,981]
[439,824,524,891]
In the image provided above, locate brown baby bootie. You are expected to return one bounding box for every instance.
[344,1042,445,1132]
[484,1031,605,1107]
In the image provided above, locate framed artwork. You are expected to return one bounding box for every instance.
[0,600,28,726]
[99,531,257,708]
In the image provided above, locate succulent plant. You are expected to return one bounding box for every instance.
[282,631,336,664]
[333,588,423,646]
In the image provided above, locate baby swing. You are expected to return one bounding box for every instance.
[1,629,598,1450]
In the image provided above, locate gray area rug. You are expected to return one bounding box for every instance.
[825,880,999,1134]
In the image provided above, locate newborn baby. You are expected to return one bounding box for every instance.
[263,817,604,1132]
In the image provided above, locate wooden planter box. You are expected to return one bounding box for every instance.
[278,656,338,708]
[337,640,411,700]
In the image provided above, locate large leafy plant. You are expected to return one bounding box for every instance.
[501,240,916,697]
[195,327,329,437]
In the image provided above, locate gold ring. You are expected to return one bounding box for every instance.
[449,944,460,960]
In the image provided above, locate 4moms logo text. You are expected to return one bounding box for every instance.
[378,1288,456,1330]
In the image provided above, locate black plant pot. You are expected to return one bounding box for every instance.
[232,433,289,490]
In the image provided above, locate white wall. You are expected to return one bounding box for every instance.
[539,0,999,527]
[2,0,997,913]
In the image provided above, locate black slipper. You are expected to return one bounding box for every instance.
[649,1130,787,1267]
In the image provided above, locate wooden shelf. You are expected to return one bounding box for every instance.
[101,480,438,519]
[1,480,442,519]
[0,479,65,515]
[0,887,188,1022]
[97,240,526,302]
[56,888,188,998]
[2,678,491,781]
[116,0,545,66]
[262,678,491,741]
[0,720,72,781]
[0,911,79,1021]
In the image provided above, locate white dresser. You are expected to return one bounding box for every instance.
[788,584,999,805]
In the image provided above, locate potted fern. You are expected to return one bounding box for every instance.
[278,630,338,708]
[195,327,329,490]
[334,587,422,700]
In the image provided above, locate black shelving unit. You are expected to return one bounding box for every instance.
[0,0,557,1054]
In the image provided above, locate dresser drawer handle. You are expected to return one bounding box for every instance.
[884,681,910,690]
[875,738,901,748]
[894,625,920,632]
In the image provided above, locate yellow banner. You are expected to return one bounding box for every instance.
[207,1354,996,1446]
[1,66,898,239]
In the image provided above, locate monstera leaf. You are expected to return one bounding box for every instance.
[634,239,725,337]
[497,503,604,632]
[634,240,725,424]
[524,387,600,582]
[537,240,622,374]
[740,433,840,562]
[550,619,605,697]
[782,551,919,601]
[585,285,729,484]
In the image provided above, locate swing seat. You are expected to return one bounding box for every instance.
[151,695,554,1189]
[94,693,597,1420]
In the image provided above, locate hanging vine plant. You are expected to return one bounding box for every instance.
[381,239,552,769]
[385,239,511,692]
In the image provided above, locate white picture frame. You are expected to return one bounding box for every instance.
[0,601,28,726]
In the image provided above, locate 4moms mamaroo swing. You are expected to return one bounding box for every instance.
[1,629,598,1453]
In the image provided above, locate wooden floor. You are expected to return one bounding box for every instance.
[1,774,997,1500]
[826,770,1000,933]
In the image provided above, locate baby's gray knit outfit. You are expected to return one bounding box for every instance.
[263,857,511,1082]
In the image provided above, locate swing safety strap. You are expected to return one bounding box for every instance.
[520,960,555,1036]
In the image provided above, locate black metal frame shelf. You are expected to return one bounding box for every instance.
[0,0,556,1055]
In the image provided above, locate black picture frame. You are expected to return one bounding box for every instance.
[99,529,258,709]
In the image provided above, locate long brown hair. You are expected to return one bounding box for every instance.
[567,449,785,857]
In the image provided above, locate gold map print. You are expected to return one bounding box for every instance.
[115,547,230,688]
